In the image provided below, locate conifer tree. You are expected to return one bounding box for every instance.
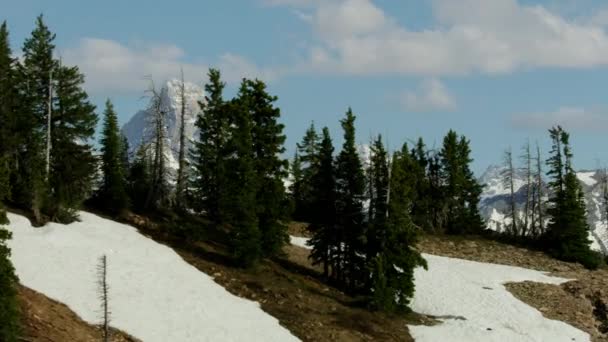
[128,145,152,212]
[410,138,432,231]
[241,79,289,258]
[223,92,261,267]
[191,69,229,223]
[0,21,17,222]
[335,108,366,291]
[439,130,484,234]
[502,147,518,236]
[308,127,337,278]
[545,126,597,268]
[175,68,188,209]
[366,135,389,262]
[294,123,320,220]
[290,152,303,216]
[17,15,55,221]
[0,226,20,342]
[370,148,427,312]
[48,63,97,221]
[99,99,129,213]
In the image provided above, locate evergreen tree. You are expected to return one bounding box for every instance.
[439,130,484,234]
[0,226,19,342]
[294,122,320,220]
[175,68,188,208]
[48,63,98,221]
[17,15,54,222]
[427,152,445,232]
[128,145,152,212]
[308,127,337,278]
[0,21,16,223]
[502,147,518,236]
[410,138,432,231]
[223,92,261,267]
[545,126,598,268]
[370,149,427,312]
[289,152,303,216]
[241,79,289,258]
[335,108,366,291]
[366,135,389,263]
[190,69,229,223]
[99,99,129,213]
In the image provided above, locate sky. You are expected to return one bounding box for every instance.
[2,0,608,174]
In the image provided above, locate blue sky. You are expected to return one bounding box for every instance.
[3,0,608,174]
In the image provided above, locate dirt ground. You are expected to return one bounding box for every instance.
[18,285,139,342]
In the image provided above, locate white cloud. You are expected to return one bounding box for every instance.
[61,38,282,95]
[400,79,456,112]
[511,106,608,131]
[269,0,608,76]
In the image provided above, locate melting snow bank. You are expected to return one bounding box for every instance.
[289,235,589,342]
[7,212,299,342]
[409,254,589,342]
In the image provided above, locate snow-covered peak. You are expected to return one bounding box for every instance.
[121,79,205,174]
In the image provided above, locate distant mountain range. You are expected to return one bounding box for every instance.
[478,165,608,254]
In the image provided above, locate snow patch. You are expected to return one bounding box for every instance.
[290,235,310,249]
[7,212,299,342]
[577,172,597,187]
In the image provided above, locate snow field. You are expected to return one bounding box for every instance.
[6,212,299,342]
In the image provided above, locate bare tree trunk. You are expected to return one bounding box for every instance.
[176,68,187,208]
[521,141,532,237]
[45,69,52,180]
[97,255,110,342]
[502,147,517,236]
[144,78,168,210]
[535,143,545,235]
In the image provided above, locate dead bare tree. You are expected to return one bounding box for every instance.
[520,140,532,237]
[175,68,188,208]
[534,143,545,236]
[97,255,110,342]
[143,77,169,209]
[502,147,518,236]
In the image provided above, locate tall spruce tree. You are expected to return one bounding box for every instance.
[128,145,152,212]
[48,63,97,221]
[410,138,432,231]
[223,91,261,267]
[308,127,337,278]
[545,126,597,268]
[191,69,229,223]
[241,79,289,258]
[366,135,389,263]
[335,108,366,291]
[294,122,320,220]
[0,21,17,222]
[0,227,19,342]
[370,148,427,312]
[439,130,484,234]
[99,99,129,213]
[18,15,55,222]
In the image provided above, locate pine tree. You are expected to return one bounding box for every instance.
[99,99,129,213]
[370,149,427,312]
[241,79,289,258]
[289,152,303,216]
[427,152,445,232]
[439,131,484,234]
[0,21,16,223]
[335,108,366,291]
[308,127,337,278]
[128,145,152,212]
[190,69,229,223]
[17,15,55,222]
[366,135,389,263]
[545,126,598,268]
[48,63,98,221]
[223,92,261,267]
[0,226,20,342]
[410,138,432,231]
[294,122,320,220]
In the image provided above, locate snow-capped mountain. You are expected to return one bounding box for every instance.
[478,165,608,254]
[121,79,205,174]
